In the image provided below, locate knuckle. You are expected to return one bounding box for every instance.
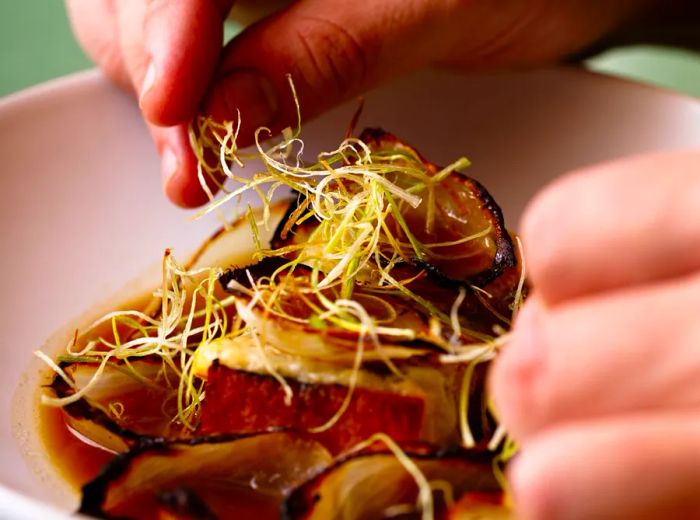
[490,355,542,439]
[291,16,369,99]
[520,175,576,280]
[490,347,547,438]
[491,298,565,439]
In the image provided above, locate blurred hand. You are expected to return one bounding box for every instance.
[491,150,700,519]
[66,0,656,207]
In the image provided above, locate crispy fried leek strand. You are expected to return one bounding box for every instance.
[512,236,527,320]
[37,251,235,428]
[189,80,496,347]
[307,299,369,434]
[351,433,435,520]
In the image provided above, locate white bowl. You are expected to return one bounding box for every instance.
[1,67,699,518]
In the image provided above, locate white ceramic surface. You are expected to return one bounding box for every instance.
[1,67,699,518]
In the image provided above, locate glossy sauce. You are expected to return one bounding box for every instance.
[37,293,154,489]
[34,207,298,517]
[39,404,114,489]
[39,383,282,519]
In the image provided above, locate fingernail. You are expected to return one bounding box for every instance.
[161,147,179,187]
[139,61,157,108]
[204,70,278,129]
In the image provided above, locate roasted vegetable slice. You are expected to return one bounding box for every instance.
[80,431,333,520]
[359,128,515,286]
[270,129,516,288]
[283,443,504,520]
[49,358,183,452]
[219,257,497,350]
[194,336,498,453]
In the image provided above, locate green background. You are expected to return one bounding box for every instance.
[1,2,699,99]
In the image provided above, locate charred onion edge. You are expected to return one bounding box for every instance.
[218,256,293,297]
[361,128,516,287]
[49,359,162,449]
[270,195,307,250]
[281,443,499,520]
[156,487,218,520]
[454,176,516,287]
[79,428,292,519]
[266,140,516,288]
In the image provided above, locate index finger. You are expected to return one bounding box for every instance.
[137,0,235,126]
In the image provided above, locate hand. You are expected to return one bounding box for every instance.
[490,150,700,519]
[66,0,657,207]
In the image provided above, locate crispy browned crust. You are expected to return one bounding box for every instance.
[199,363,426,455]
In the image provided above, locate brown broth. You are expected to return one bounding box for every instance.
[39,405,281,519]
[38,404,114,490]
[32,204,291,518]
[37,291,156,489]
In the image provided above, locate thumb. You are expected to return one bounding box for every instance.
[202,0,458,143]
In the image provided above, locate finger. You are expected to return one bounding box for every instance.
[65,0,131,91]
[147,123,223,208]
[510,414,700,520]
[520,151,700,305]
[115,0,235,127]
[205,0,444,140]
[202,0,656,145]
[490,273,700,440]
[140,0,235,126]
[200,0,523,144]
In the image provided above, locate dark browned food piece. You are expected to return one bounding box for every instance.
[270,129,516,288]
[283,444,503,520]
[80,431,332,520]
[199,364,425,455]
[50,358,184,453]
[360,128,516,286]
[270,196,315,252]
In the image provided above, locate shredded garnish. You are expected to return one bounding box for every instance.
[37,76,523,510]
[351,433,434,520]
[37,251,234,429]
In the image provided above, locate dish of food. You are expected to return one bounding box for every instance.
[2,67,700,519]
[34,100,529,517]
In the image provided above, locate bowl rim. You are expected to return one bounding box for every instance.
[1,65,698,519]
[2,65,699,115]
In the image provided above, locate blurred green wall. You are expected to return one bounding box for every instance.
[0,2,92,96]
[1,2,699,99]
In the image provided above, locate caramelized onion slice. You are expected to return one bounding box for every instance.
[283,445,503,520]
[50,358,183,452]
[359,128,515,287]
[219,258,487,351]
[270,129,515,287]
[80,431,333,520]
